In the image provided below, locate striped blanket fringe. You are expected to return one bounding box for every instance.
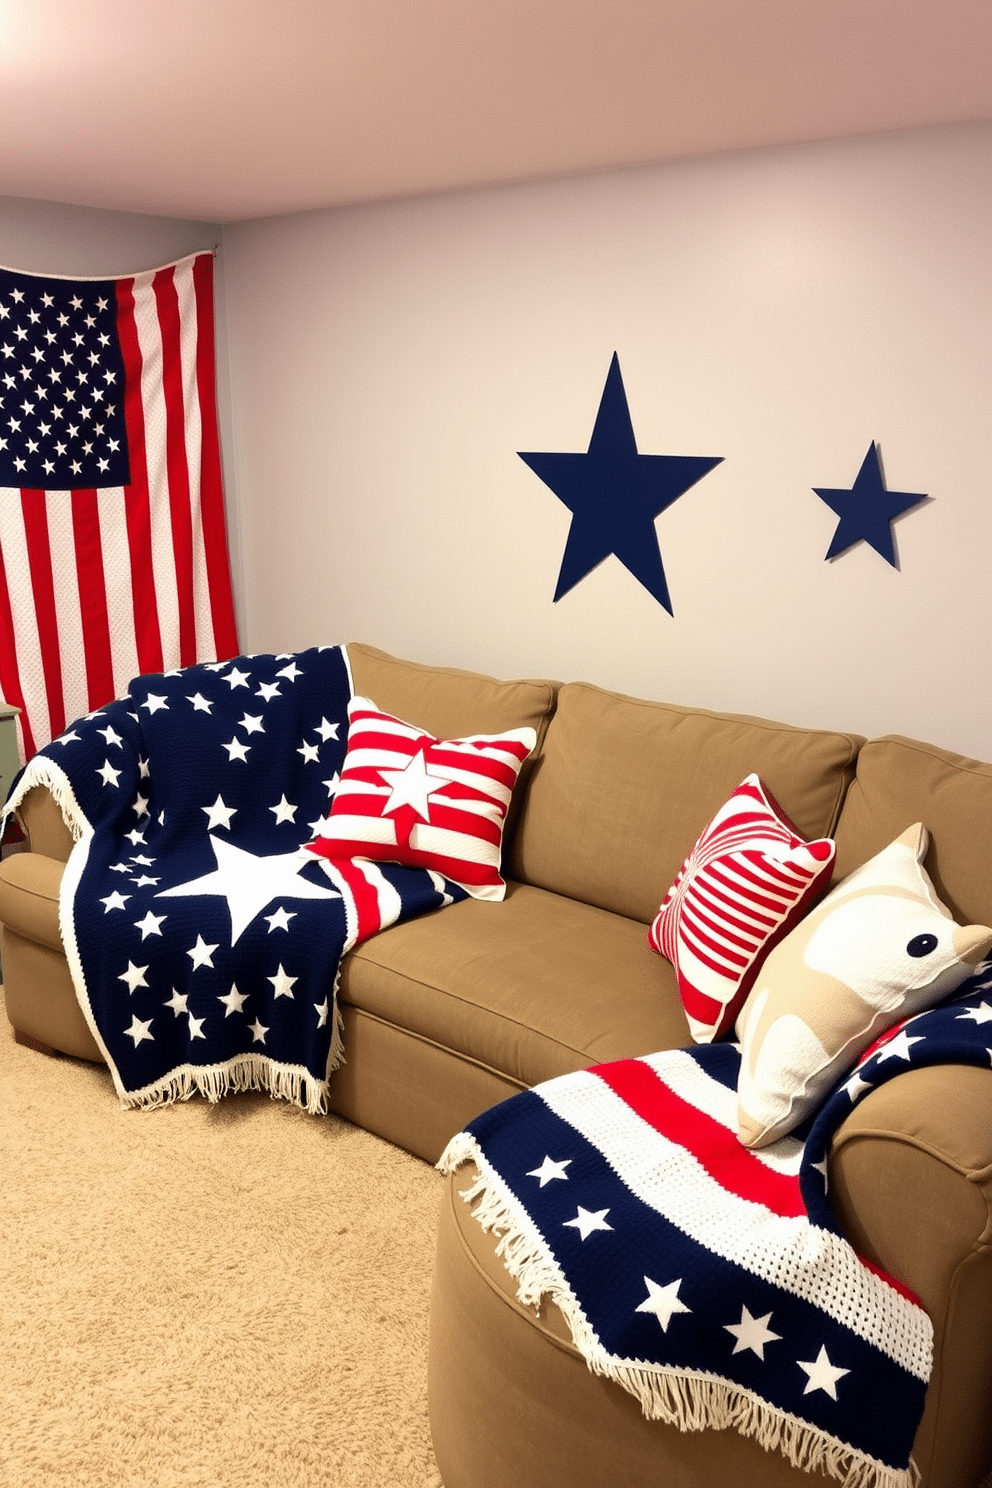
[440,1130,920,1488]
[438,980,992,1488]
[6,752,89,842]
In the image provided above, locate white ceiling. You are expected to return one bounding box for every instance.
[1,0,990,223]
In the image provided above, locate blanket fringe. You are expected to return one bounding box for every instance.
[437,1136,920,1488]
[120,1052,335,1115]
[3,754,88,840]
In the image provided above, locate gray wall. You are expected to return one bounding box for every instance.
[221,123,992,758]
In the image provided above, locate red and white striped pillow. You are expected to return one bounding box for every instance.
[306,697,537,901]
[648,774,835,1043]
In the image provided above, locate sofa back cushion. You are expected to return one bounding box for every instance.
[832,735,992,930]
[510,681,863,925]
[346,643,558,744]
[345,643,559,843]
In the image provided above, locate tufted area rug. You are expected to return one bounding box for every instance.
[0,990,444,1488]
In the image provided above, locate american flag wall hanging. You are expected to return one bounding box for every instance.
[0,250,240,761]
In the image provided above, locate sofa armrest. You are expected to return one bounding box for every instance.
[0,850,66,950]
[15,784,75,862]
[828,1064,992,1488]
[0,847,102,1061]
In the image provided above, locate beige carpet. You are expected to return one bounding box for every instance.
[0,996,444,1488]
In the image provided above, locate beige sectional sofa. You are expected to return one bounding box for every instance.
[2,641,991,1488]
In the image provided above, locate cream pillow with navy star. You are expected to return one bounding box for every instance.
[735,823,992,1148]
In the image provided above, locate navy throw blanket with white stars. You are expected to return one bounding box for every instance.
[439,962,992,1488]
[4,645,464,1112]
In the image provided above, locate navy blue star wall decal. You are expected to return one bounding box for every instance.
[518,354,723,614]
[813,442,929,568]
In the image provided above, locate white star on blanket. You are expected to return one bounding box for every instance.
[218,986,248,1016]
[119,961,148,991]
[527,1156,572,1186]
[798,1344,850,1399]
[439,966,992,1488]
[202,795,237,830]
[564,1206,614,1240]
[125,1014,154,1046]
[875,1029,924,1062]
[958,1001,992,1025]
[4,645,466,1116]
[157,834,340,943]
[725,1305,782,1359]
[636,1276,692,1332]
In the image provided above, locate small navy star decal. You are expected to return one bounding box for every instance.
[813,443,928,567]
[518,354,723,613]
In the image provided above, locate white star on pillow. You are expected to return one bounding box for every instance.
[378,749,450,821]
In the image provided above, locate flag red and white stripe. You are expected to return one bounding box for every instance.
[0,251,239,761]
[649,775,835,1041]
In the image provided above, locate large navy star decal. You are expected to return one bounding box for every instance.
[518,354,723,614]
[813,442,928,568]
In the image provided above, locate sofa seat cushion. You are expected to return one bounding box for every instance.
[338,880,692,1093]
[510,681,862,925]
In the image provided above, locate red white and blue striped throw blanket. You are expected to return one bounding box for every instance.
[4,644,464,1112]
[440,961,992,1488]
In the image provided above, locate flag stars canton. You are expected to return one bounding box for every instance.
[0,271,130,489]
